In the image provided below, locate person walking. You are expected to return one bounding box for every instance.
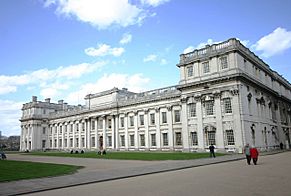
[250,146,259,165]
[243,143,251,165]
[209,144,215,158]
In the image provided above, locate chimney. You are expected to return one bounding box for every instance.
[32,96,37,102]
[58,100,64,105]
[45,98,51,103]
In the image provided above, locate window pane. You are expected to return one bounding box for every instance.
[191,132,198,146]
[223,98,232,113]
[226,130,235,145]
[220,56,228,69]
[203,62,210,73]
[151,134,156,146]
[162,112,167,123]
[187,66,193,77]
[188,103,196,117]
[163,133,168,146]
[174,110,180,122]
[175,132,182,145]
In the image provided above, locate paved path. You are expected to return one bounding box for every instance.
[0,151,286,196]
[27,151,291,196]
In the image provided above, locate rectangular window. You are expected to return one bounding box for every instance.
[191,132,198,146]
[223,98,232,113]
[175,132,182,145]
[226,130,235,145]
[54,139,57,147]
[59,139,62,147]
[50,139,52,148]
[207,131,216,145]
[203,61,210,73]
[130,116,134,127]
[108,119,112,129]
[120,117,124,128]
[130,135,135,146]
[81,138,85,147]
[91,137,95,147]
[70,138,73,147]
[139,115,144,126]
[150,113,155,125]
[140,134,145,146]
[91,121,95,130]
[82,123,85,132]
[151,133,156,146]
[76,138,79,147]
[220,56,228,69]
[120,135,125,147]
[64,125,67,133]
[162,112,167,124]
[98,120,103,129]
[60,126,62,134]
[108,136,112,147]
[70,124,73,133]
[43,127,46,134]
[42,140,46,148]
[76,124,79,132]
[50,127,53,134]
[64,139,67,147]
[162,133,168,146]
[188,103,196,117]
[205,100,214,115]
[187,66,193,77]
[174,110,181,123]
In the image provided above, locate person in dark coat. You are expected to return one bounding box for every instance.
[209,145,216,158]
[243,143,251,165]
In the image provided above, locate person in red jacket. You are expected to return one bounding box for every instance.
[250,147,259,165]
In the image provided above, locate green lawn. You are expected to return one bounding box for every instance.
[25,151,225,161]
[0,160,82,182]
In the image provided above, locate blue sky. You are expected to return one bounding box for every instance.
[1,0,291,136]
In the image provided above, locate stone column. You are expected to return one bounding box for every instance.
[52,125,55,149]
[144,109,149,149]
[66,123,70,149]
[78,121,82,148]
[72,122,76,148]
[167,105,174,149]
[134,111,138,149]
[56,124,59,149]
[102,116,106,149]
[87,118,91,150]
[155,107,161,149]
[95,117,98,150]
[181,97,190,151]
[112,115,116,149]
[124,113,129,149]
[214,93,224,150]
[195,95,205,151]
[115,115,119,149]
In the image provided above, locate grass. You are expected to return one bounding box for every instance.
[0,160,82,182]
[24,151,225,161]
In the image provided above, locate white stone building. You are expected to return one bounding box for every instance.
[20,38,291,153]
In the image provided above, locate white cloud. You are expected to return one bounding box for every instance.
[0,61,106,96]
[252,27,291,57]
[85,44,125,57]
[0,100,23,136]
[141,0,170,7]
[65,73,150,104]
[143,54,157,62]
[160,59,167,65]
[120,33,132,45]
[45,0,146,29]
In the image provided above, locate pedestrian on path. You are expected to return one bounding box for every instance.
[250,146,259,165]
[209,145,215,158]
[243,143,251,165]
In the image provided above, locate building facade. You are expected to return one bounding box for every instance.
[20,38,291,153]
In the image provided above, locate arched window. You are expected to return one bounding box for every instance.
[205,126,216,146]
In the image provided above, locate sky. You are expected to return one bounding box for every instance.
[1,0,291,136]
